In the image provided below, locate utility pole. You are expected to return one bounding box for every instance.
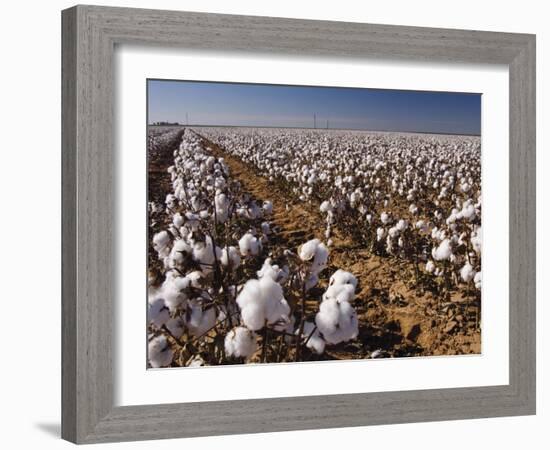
[186,112,189,125]
[313,113,316,129]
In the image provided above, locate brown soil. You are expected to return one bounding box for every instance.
[196,131,481,359]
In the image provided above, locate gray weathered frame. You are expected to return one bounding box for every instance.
[62,4,536,444]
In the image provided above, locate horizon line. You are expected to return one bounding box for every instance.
[148,123,481,137]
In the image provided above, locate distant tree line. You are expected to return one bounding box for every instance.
[152,121,181,126]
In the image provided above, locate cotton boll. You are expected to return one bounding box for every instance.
[240,300,265,331]
[236,277,290,331]
[299,239,329,275]
[153,231,171,255]
[166,239,192,269]
[148,297,170,328]
[388,226,399,239]
[192,237,221,272]
[376,227,386,241]
[166,317,185,338]
[186,271,205,289]
[315,298,359,345]
[187,355,205,367]
[329,269,358,289]
[148,335,173,368]
[323,283,355,303]
[262,200,273,216]
[396,219,408,232]
[187,303,217,337]
[173,213,184,228]
[471,227,482,254]
[320,200,332,213]
[224,326,258,358]
[299,238,320,261]
[304,272,319,291]
[239,232,261,257]
[220,246,241,270]
[301,321,325,355]
[257,258,286,282]
[214,192,229,223]
[261,221,271,235]
[160,276,190,312]
[185,212,200,230]
[246,201,262,219]
[432,239,452,261]
[381,212,390,224]
[460,262,475,282]
[311,242,329,274]
[474,271,482,290]
[425,260,436,273]
[460,203,476,221]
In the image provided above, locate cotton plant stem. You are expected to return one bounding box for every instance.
[295,271,307,362]
[261,325,269,363]
[303,325,318,347]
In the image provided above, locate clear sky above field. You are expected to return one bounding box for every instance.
[148,79,481,135]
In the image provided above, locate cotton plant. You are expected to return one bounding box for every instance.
[299,238,329,279]
[236,276,291,331]
[224,326,259,359]
[315,296,359,345]
[238,232,262,257]
[148,335,174,368]
[148,125,482,366]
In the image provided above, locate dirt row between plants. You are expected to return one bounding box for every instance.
[193,131,481,359]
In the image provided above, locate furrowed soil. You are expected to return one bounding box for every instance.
[150,127,481,361]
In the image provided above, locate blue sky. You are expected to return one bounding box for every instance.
[147,79,481,135]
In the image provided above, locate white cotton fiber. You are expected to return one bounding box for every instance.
[148,335,174,368]
[432,239,452,261]
[471,227,482,254]
[239,232,261,256]
[315,298,359,345]
[460,262,475,282]
[396,219,408,231]
[225,326,258,358]
[186,302,217,337]
[153,231,171,254]
[148,297,170,328]
[304,272,319,291]
[474,271,482,290]
[262,200,273,216]
[159,276,190,312]
[425,260,436,273]
[166,317,185,338]
[192,236,222,272]
[220,246,241,270]
[299,239,329,275]
[320,200,332,213]
[302,321,325,355]
[299,238,320,261]
[329,269,358,289]
[236,276,290,331]
[323,283,356,303]
[257,258,284,282]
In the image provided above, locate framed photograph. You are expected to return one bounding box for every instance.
[62,5,536,444]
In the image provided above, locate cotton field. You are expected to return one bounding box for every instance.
[147,126,482,368]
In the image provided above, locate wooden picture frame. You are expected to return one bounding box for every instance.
[62,5,536,444]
